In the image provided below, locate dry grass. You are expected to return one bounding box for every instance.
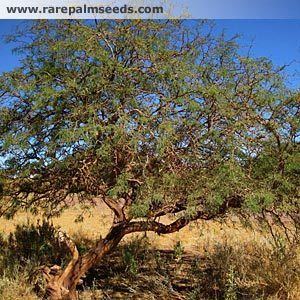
[0,274,38,300]
[0,204,267,252]
[0,205,299,299]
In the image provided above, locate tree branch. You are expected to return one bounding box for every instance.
[124,210,214,235]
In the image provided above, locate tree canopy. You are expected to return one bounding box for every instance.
[0,20,299,223]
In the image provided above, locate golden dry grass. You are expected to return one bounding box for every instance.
[0,204,299,299]
[0,204,268,253]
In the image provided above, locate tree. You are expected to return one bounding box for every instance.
[0,20,299,299]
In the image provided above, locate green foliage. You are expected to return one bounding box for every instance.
[173,241,184,261]
[224,266,238,300]
[244,190,275,213]
[123,248,138,276]
[130,201,150,218]
[0,20,298,224]
[122,236,150,276]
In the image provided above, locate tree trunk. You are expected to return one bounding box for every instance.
[43,270,78,300]
[43,225,124,300]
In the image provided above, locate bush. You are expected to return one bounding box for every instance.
[0,220,68,274]
[0,220,74,297]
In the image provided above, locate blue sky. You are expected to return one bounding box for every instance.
[188,0,300,18]
[0,20,300,87]
[215,20,300,87]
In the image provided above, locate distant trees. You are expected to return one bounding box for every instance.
[0,20,299,299]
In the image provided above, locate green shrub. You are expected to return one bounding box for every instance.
[0,220,69,276]
[173,241,184,261]
[122,236,150,276]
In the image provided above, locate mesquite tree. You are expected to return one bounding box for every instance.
[0,20,299,299]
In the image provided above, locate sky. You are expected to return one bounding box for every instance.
[0,20,300,87]
[215,20,300,87]
[188,0,300,19]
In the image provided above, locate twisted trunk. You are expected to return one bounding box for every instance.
[43,225,125,300]
[42,207,225,300]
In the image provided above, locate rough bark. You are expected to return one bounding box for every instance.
[43,225,125,300]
